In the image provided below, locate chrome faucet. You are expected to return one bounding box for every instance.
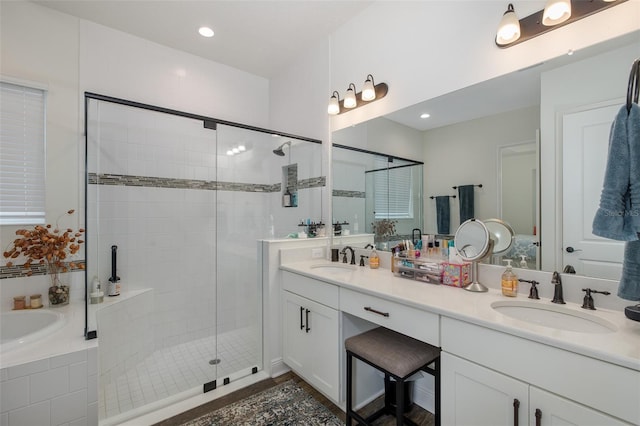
[341,246,356,265]
[551,271,565,304]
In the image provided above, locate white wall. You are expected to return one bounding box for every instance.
[422,106,540,234]
[540,41,640,271]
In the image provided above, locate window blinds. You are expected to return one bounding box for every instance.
[373,157,414,220]
[0,81,46,225]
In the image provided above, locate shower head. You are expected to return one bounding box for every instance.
[273,141,291,156]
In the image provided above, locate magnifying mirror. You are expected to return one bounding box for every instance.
[454,219,492,292]
[484,218,515,256]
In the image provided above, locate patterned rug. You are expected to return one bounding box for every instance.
[183,380,343,426]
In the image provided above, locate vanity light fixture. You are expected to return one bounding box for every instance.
[495,0,627,48]
[327,74,389,115]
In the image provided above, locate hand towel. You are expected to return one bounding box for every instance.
[618,239,640,301]
[435,196,450,235]
[458,185,475,224]
[592,104,640,241]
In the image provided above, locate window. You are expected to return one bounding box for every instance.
[373,156,414,220]
[0,81,46,225]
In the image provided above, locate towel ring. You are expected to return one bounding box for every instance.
[626,58,640,114]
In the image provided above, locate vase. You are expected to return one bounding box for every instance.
[48,276,70,306]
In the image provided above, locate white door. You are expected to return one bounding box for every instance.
[562,103,625,279]
[441,353,529,426]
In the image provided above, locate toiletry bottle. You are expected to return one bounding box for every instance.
[519,255,529,269]
[369,248,380,269]
[501,259,518,297]
[283,188,291,207]
[353,214,359,234]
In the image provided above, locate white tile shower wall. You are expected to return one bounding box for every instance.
[0,347,98,426]
[96,290,154,387]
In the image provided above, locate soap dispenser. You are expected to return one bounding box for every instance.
[369,248,380,269]
[501,259,518,297]
[519,255,529,269]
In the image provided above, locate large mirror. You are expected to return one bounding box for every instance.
[332,144,423,250]
[331,30,640,280]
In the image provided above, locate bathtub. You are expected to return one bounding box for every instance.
[0,309,67,353]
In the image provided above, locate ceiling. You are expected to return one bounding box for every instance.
[34,0,373,79]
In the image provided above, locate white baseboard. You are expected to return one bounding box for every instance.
[412,376,435,414]
[270,357,290,378]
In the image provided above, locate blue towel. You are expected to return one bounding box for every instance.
[435,196,450,235]
[618,239,640,301]
[592,104,640,241]
[458,185,475,223]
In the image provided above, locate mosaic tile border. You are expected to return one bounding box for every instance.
[88,173,325,192]
[0,260,86,280]
[332,189,365,198]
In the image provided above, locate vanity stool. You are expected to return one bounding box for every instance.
[345,327,440,426]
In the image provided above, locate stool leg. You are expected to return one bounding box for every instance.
[395,378,404,425]
[384,373,392,412]
[435,357,441,426]
[346,351,353,425]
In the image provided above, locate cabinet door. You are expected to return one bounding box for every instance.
[306,297,339,401]
[282,290,340,403]
[442,352,529,426]
[530,387,631,426]
[283,291,308,372]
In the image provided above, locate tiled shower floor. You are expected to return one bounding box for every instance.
[99,326,260,420]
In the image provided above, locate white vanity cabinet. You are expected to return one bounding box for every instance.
[282,271,340,403]
[441,317,637,425]
[442,352,529,426]
[442,353,630,426]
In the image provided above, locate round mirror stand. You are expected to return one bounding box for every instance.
[454,218,515,293]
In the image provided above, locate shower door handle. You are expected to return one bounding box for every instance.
[305,309,311,333]
[300,307,304,330]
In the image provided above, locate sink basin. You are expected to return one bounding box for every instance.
[310,263,357,275]
[491,300,617,334]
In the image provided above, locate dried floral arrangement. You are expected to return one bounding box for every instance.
[3,210,85,304]
[371,218,398,240]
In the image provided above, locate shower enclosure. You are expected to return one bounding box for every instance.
[84,94,322,423]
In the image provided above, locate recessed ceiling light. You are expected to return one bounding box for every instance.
[420,113,431,119]
[199,27,214,38]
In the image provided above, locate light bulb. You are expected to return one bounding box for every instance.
[226,150,234,156]
[542,0,571,26]
[238,145,246,151]
[344,84,357,109]
[328,92,340,115]
[496,4,521,46]
[361,75,376,101]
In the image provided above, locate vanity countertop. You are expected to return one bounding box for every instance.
[280,260,640,372]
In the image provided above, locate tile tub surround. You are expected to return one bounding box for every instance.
[0,301,98,426]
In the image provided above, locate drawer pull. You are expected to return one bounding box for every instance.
[535,408,542,426]
[300,306,304,330]
[364,306,390,317]
[513,399,520,426]
[305,309,311,333]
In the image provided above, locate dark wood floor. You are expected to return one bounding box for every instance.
[154,371,434,425]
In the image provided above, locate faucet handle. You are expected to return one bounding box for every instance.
[519,279,539,300]
[581,288,611,310]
